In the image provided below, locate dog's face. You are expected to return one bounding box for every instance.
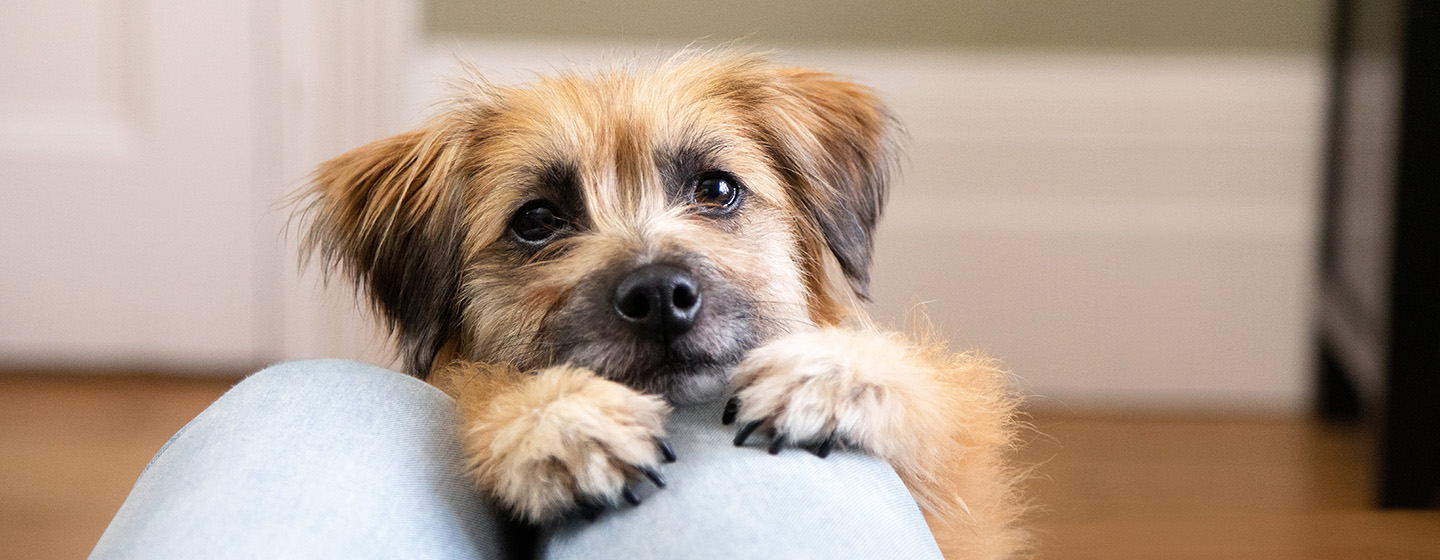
[304,53,897,404]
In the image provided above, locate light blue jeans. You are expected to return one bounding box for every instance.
[91,360,941,559]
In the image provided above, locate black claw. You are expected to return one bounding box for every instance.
[622,487,641,506]
[734,419,764,447]
[815,432,838,458]
[768,434,787,455]
[656,438,677,463]
[641,466,667,489]
[722,396,741,425]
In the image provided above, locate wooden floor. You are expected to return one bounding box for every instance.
[2,373,1438,559]
[1020,413,1440,559]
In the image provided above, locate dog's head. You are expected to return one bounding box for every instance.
[302,52,898,403]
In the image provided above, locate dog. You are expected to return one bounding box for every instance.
[301,51,1026,559]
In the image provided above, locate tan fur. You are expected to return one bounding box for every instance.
[447,361,670,522]
[301,49,1026,557]
[734,327,1029,559]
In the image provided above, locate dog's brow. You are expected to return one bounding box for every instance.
[535,161,578,191]
[526,161,586,223]
[657,137,731,202]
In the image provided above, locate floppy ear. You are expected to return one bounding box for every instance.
[302,121,465,378]
[761,68,900,301]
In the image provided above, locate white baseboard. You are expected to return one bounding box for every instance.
[407,40,1326,413]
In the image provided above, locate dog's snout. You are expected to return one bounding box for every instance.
[614,264,702,338]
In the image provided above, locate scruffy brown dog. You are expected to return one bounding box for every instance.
[302,51,1025,559]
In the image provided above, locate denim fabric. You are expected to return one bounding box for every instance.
[541,398,944,560]
[92,360,940,559]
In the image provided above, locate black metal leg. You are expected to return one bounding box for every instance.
[1316,335,1362,424]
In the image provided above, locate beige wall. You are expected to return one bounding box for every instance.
[426,0,1329,53]
[405,40,1326,412]
[409,1,1331,412]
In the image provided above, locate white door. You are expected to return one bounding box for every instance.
[0,0,414,372]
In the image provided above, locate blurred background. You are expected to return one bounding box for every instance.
[3,0,1438,558]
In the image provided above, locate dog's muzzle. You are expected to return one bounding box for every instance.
[545,258,750,404]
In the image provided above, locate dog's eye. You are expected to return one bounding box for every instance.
[510,200,566,243]
[692,171,741,211]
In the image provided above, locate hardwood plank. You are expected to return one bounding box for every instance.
[0,374,235,560]
[1019,414,1440,558]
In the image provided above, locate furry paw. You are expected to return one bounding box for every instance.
[462,365,674,522]
[725,328,925,460]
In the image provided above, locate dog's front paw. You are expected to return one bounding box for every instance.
[725,328,925,460]
[462,365,674,523]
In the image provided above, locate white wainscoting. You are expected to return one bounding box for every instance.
[407,40,1326,412]
[260,0,420,372]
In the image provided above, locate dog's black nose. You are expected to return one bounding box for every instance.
[614,264,702,338]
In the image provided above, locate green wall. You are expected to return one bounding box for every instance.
[427,0,1330,54]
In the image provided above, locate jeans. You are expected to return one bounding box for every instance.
[90,360,942,559]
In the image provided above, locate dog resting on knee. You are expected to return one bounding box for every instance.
[300,51,1026,559]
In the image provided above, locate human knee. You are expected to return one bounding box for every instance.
[236,359,429,402]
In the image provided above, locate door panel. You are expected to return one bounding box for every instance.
[0,0,263,368]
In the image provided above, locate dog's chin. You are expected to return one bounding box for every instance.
[552,329,752,405]
[642,362,732,405]
[564,349,736,405]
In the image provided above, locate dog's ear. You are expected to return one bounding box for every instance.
[760,68,900,301]
[302,121,465,378]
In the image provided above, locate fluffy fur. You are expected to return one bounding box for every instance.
[448,361,671,520]
[301,50,1026,558]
